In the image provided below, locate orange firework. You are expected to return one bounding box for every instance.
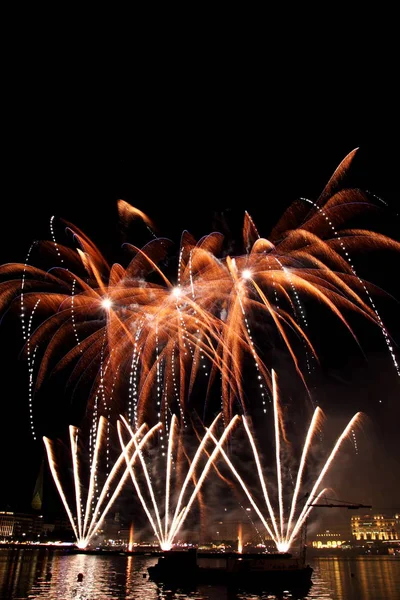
[0,149,398,439]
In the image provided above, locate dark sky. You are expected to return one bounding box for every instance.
[0,130,399,528]
[2,140,399,264]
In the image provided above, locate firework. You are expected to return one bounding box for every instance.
[118,412,240,550]
[128,521,134,552]
[237,522,243,553]
[212,370,362,553]
[43,416,160,549]
[0,149,398,439]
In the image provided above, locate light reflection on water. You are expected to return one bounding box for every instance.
[0,549,399,600]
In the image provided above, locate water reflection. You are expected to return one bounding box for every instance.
[313,556,400,600]
[0,549,399,600]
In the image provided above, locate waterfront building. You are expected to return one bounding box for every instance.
[0,511,43,540]
[311,530,349,549]
[351,514,400,542]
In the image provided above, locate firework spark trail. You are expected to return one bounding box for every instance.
[26,302,40,441]
[285,407,323,537]
[43,436,80,541]
[164,414,176,540]
[167,413,225,538]
[215,370,361,553]
[241,417,279,539]
[286,411,362,548]
[118,412,238,550]
[78,422,161,545]
[272,371,284,538]
[118,420,171,548]
[206,426,278,541]
[69,426,83,540]
[227,260,271,415]
[248,277,315,393]
[117,419,173,547]
[118,416,165,542]
[43,418,159,549]
[167,414,240,544]
[83,416,105,535]
[85,423,161,544]
[118,413,222,549]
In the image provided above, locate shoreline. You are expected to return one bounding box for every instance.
[0,543,398,558]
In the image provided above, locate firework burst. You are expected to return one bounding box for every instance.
[0,149,398,438]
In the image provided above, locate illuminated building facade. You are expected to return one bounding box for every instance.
[351,514,400,541]
[312,530,347,549]
[0,511,43,539]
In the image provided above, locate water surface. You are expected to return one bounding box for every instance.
[0,548,399,600]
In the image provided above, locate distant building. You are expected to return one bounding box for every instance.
[0,511,43,539]
[312,530,348,549]
[351,514,400,542]
[310,518,351,549]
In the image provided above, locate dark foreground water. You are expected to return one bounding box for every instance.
[0,548,399,600]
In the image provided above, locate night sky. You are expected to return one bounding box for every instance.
[0,131,399,532]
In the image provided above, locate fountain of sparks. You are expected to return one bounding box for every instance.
[211,370,362,553]
[118,412,240,551]
[237,523,243,553]
[43,415,161,549]
[128,522,134,552]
